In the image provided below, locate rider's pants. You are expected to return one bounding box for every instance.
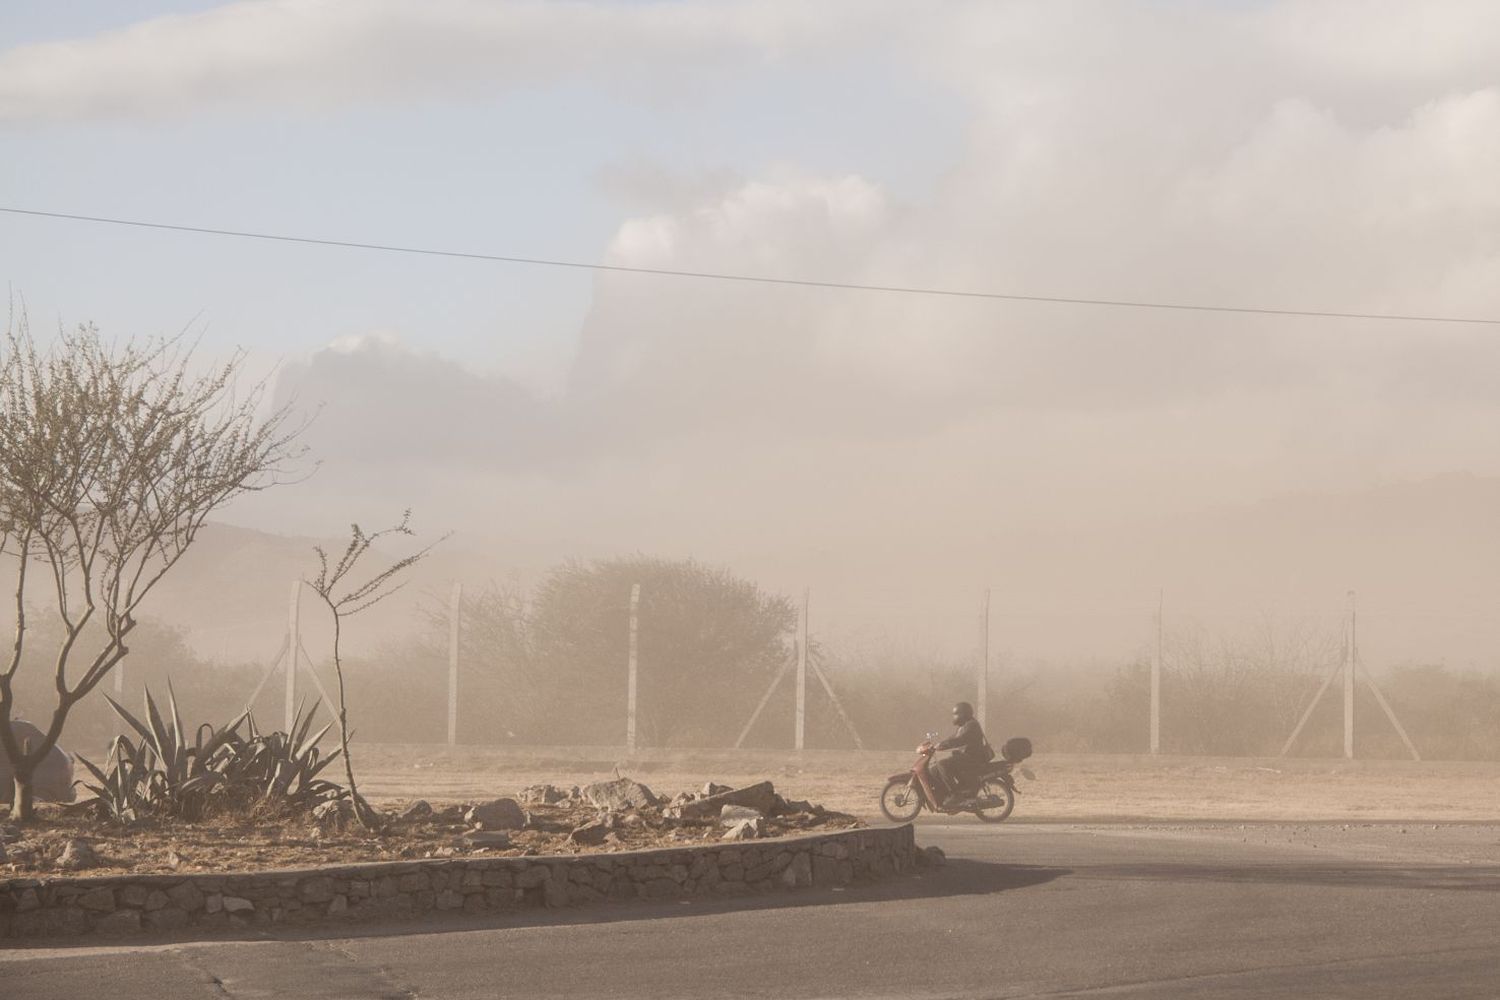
[930,756,973,799]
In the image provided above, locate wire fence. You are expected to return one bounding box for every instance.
[90,580,1500,762]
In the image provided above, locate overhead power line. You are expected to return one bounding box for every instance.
[4,205,1498,326]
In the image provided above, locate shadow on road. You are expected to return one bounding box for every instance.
[313,860,1070,944]
[317,859,1070,944]
[1072,862,1500,893]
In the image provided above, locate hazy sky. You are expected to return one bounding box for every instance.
[4,1,1500,662]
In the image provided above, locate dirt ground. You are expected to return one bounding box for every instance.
[0,779,857,879]
[354,745,1500,823]
[7,746,1496,879]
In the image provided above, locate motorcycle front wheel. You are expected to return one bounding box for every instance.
[974,778,1016,823]
[879,777,923,823]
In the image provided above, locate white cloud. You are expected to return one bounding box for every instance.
[0,0,868,122]
[548,1,1500,475]
[1260,0,1500,88]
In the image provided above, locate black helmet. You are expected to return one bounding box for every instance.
[952,701,975,723]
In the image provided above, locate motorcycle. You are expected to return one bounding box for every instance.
[879,734,1034,823]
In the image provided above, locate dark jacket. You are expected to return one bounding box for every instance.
[936,719,986,760]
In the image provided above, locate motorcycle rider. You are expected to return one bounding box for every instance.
[929,701,989,805]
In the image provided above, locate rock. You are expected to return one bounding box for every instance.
[434,804,467,823]
[58,838,98,871]
[167,882,205,912]
[702,782,731,798]
[682,781,779,819]
[721,818,765,841]
[639,876,679,899]
[313,799,353,831]
[520,784,568,806]
[144,890,169,911]
[95,909,141,935]
[917,845,947,868]
[568,821,612,846]
[780,852,813,887]
[399,799,433,821]
[581,778,658,811]
[0,720,76,804]
[515,866,551,889]
[146,907,190,931]
[812,855,849,886]
[78,887,115,912]
[300,876,336,903]
[719,804,765,825]
[620,813,646,828]
[120,886,149,908]
[164,849,188,871]
[463,830,513,849]
[781,799,817,815]
[204,893,223,915]
[466,798,528,830]
[221,896,255,914]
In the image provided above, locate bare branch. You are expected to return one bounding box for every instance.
[305,512,444,830]
[0,309,309,819]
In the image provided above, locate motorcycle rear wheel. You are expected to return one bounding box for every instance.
[974,778,1015,823]
[879,777,923,823]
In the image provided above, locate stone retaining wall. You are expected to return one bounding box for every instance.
[0,824,915,941]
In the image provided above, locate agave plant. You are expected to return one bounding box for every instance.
[76,684,345,823]
[104,684,249,814]
[226,703,345,810]
[75,733,159,825]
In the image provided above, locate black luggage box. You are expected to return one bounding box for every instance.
[1001,736,1033,762]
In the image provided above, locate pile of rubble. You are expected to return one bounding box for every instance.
[388,776,855,858]
[0,778,856,877]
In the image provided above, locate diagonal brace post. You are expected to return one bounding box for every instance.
[735,657,794,749]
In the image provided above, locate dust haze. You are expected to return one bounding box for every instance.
[213,3,1500,672]
[7,1,1500,729]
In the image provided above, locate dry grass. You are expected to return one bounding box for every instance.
[355,745,1500,824]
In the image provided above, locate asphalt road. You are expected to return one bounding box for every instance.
[5,821,1500,998]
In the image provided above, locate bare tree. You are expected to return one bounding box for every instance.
[1165,613,1341,755]
[0,315,305,819]
[309,512,442,829]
